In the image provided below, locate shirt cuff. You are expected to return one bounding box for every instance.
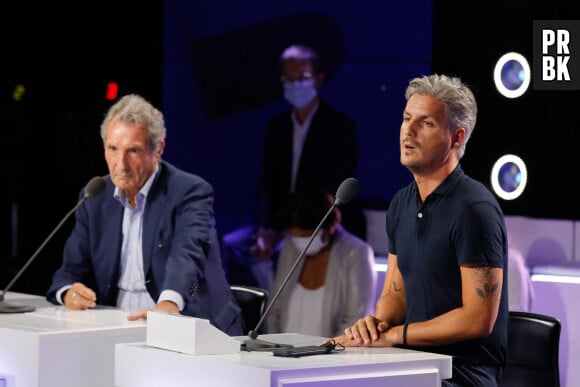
[56,285,73,305]
[158,290,184,311]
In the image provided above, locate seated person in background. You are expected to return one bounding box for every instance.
[266,188,376,338]
[508,245,535,312]
[46,94,243,336]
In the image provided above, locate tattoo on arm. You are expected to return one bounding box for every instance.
[470,267,499,302]
[392,281,402,292]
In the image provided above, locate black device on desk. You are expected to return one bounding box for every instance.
[272,340,344,357]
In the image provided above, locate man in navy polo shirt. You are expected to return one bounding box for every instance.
[336,74,508,387]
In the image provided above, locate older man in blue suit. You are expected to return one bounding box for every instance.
[47,94,243,336]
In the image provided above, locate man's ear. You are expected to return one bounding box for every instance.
[453,128,466,147]
[155,139,166,160]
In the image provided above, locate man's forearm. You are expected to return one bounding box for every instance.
[374,293,406,326]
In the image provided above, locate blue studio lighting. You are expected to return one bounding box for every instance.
[494,52,531,98]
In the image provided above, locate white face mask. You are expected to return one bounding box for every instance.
[283,79,317,109]
[290,232,328,256]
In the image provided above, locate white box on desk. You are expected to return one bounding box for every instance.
[146,311,240,355]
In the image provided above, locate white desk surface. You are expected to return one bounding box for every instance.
[116,333,452,387]
[1,291,144,332]
[0,292,146,387]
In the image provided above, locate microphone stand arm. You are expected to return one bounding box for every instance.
[0,198,85,303]
[246,203,337,342]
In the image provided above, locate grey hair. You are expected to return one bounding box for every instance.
[404,74,477,159]
[100,94,166,153]
[278,44,323,74]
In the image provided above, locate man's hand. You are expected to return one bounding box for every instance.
[127,300,180,321]
[343,315,390,345]
[64,282,97,310]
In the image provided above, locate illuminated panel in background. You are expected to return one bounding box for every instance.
[532,265,580,284]
[532,274,580,284]
[491,154,528,201]
[374,257,388,272]
[494,52,531,99]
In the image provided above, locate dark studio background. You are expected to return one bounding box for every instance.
[1,0,579,296]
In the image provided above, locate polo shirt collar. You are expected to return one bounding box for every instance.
[411,164,465,197]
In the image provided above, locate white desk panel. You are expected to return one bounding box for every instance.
[0,292,146,387]
[115,333,452,387]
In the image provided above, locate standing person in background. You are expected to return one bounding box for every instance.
[222,43,365,290]
[46,94,244,336]
[267,188,376,338]
[336,74,509,386]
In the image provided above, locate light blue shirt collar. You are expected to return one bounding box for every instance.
[113,163,160,207]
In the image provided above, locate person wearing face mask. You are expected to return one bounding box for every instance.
[266,189,376,338]
[222,43,365,292]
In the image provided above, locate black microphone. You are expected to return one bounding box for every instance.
[242,177,360,351]
[0,176,106,313]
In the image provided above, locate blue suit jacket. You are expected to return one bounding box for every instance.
[47,161,243,335]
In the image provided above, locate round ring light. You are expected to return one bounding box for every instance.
[493,52,531,99]
[491,154,528,200]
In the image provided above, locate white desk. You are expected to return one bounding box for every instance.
[0,292,146,387]
[115,333,452,387]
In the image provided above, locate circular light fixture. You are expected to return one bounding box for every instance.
[491,154,528,200]
[493,52,531,98]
